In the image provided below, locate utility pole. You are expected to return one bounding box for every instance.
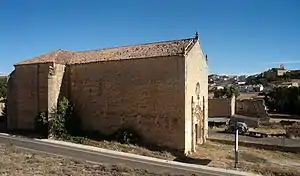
[234,122,239,168]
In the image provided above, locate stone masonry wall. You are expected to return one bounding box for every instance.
[185,41,208,153]
[8,63,51,130]
[48,63,66,112]
[236,99,269,123]
[7,70,17,129]
[14,64,38,130]
[68,56,186,150]
[208,97,235,117]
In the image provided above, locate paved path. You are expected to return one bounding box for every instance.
[209,129,300,147]
[0,133,257,176]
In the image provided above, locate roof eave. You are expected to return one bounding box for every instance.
[69,53,185,65]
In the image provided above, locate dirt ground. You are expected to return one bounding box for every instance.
[0,143,185,176]
[63,137,300,176]
[192,141,300,176]
[3,132,300,176]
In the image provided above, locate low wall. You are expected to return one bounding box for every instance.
[236,99,269,123]
[208,97,235,117]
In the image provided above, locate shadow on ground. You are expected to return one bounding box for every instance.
[174,156,211,165]
[0,117,7,133]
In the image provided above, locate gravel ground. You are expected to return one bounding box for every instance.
[0,143,190,176]
[2,133,300,176]
[64,137,300,176]
[192,141,300,176]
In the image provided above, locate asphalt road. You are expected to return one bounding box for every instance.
[209,129,300,147]
[0,133,255,176]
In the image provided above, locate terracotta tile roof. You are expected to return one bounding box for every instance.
[15,50,75,66]
[15,37,197,66]
[70,38,195,64]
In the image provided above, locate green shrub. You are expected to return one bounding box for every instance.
[1,99,7,119]
[64,101,82,136]
[34,112,48,138]
[48,97,68,138]
[0,77,7,99]
[35,97,82,139]
[69,136,89,144]
[114,128,140,145]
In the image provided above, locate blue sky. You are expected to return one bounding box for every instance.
[0,0,299,75]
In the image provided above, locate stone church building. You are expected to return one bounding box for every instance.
[7,33,208,153]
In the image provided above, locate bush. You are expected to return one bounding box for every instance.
[114,128,140,145]
[35,97,81,139]
[34,112,48,138]
[264,87,300,115]
[1,99,7,118]
[0,77,7,99]
[213,85,239,98]
[64,101,82,136]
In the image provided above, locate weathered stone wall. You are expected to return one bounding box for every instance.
[236,99,269,123]
[68,56,186,150]
[11,64,38,130]
[7,63,52,130]
[48,63,66,112]
[208,97,235,117]
[185,41,208,152]
[7,70,17,129]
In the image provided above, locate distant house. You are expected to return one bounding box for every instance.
[237,81,246,85]
[253,84,264,92]
[265,64,288,80]
[278,82,299,88]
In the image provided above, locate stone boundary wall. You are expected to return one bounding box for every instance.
[236,99,269,123]
[208,97,235,117]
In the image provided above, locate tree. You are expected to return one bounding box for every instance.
[213,86,239,99]
[0,77,7,99]
[264,87,300,115]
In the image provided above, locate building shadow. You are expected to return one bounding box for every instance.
[173,156,211,165]
[0,117,7,133]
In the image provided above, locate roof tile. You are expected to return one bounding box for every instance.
[15,37,196,66]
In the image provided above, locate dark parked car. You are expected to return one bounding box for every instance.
[225,120,249,135]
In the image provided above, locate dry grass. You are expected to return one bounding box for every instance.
[211,123,287,135]
[67,137,300,176]
[74,138,177,160]
[251,124,286,134]
[0,143,185,176]
[191,141,300,176]
[4,133,300,176]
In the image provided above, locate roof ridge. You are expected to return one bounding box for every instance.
[15,34,199,66]
[76,37,194,53]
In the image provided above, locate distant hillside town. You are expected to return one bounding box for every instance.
[209,64,300,96]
